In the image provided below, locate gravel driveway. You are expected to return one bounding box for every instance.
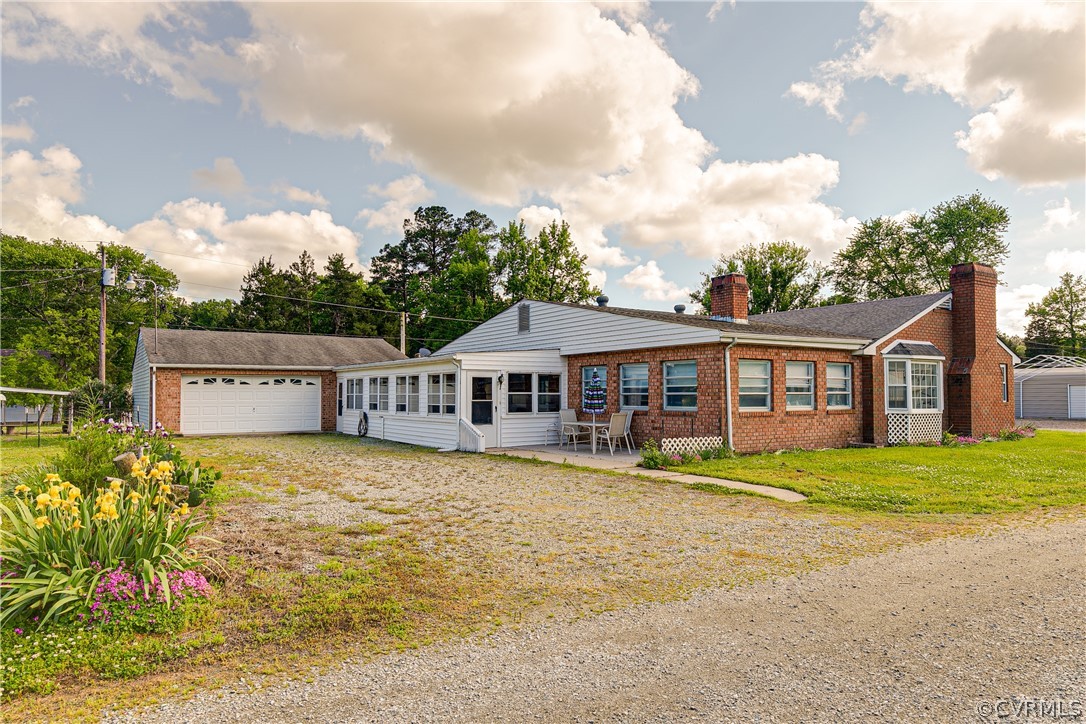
[113,516,1084,723]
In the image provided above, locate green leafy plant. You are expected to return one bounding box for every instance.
[638,438,670,470]
[1,455,213,629]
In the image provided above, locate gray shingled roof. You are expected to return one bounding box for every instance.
[749,292,950,341]
[141,328,405,367]
[884,341,944,357]
[550,302,869,341]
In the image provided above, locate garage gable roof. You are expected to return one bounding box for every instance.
[140,328,405,368]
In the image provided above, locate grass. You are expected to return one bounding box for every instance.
[671,431,1086,514]
[0,434,68,480]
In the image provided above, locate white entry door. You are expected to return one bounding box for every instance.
[180,375,321,434]
[469,374,499,447]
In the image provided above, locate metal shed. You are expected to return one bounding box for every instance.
[1014,356,1086,420]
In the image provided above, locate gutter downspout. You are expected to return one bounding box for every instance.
[723,338,737,451]
[441,356,465,452]
[150,366,157,431]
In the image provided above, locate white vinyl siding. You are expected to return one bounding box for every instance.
[785,361,814,410]
[738,360,771,411]
[663,360,697,411]
[826,363,852,409]
[620,363,649,409]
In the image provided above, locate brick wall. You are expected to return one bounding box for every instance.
[730,346,863,452]
[566,343,864,453]
[153,368,338,434]
[565,344,726,446]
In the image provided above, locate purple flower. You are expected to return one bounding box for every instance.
[13,628,23,635]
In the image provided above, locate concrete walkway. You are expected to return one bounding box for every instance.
[489,445,807,503]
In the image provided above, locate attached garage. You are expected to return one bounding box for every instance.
[132,328,405,435]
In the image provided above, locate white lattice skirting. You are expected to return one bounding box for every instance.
[661,436,725,455]
[886,412,943,445]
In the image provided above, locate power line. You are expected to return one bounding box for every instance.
[0,271,96,291]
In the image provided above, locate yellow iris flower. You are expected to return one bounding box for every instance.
[109,480,123,493]
[14,484,31,495]
[35,493,51,510]
[178,503,190,516]
[70,519,84,531]
[127,491,142,502]
[34,516,49,529]
[43,473,61,483]
[160,484,172,495]
[48,485,62,498]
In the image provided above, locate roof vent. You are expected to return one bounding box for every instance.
[416,347,432,358]
[596,295,609,307]
[674,304,686,314]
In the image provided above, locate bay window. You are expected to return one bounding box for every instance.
[885,358,942,412]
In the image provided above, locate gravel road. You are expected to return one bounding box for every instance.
[112,517,1085,723]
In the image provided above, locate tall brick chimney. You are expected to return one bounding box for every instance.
[709,273,749,323]
[947,262,1011,436]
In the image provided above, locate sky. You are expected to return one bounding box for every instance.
[1,1,1083,337]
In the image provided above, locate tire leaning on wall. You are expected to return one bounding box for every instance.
[358,411,369,437]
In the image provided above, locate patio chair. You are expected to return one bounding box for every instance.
[559,408,589,450]
[595,411,631,455]
[622,410,635,453]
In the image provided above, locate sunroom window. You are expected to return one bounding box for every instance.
[885,358,942,412]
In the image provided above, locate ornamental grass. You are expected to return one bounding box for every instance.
[1,455,213,629]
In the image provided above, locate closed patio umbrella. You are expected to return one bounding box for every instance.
[583,370,606,425]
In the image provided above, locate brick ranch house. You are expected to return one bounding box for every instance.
[332,262,1018,453]
[131,329,404,435]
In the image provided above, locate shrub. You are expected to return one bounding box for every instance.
[639,439,734,469]
[638,438,670,470]
[0,455,213,628]
[69,380,131,421]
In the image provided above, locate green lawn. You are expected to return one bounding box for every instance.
[0,433,68,480]
[671,431,1086,514]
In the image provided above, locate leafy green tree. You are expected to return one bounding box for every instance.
[417,229,503,350]
[1024,273,1086,357]
[832,192,1010,301]
[236,257,292,331]
[313,254,398,339]
[495,220,597,303]
[175,298,239,330]
[285,250,319,334]
[0,234,177,387]
[691,241,825,315]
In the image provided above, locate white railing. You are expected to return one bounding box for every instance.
[458,418,486,453]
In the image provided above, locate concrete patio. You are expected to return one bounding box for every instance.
[488,444,807,503]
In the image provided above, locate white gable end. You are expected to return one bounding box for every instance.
[439,302,720,356]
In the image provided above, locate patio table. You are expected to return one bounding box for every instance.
[576,421,610,454]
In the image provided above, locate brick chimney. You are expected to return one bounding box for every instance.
[947,262,1011,436]
[709,273,749,323]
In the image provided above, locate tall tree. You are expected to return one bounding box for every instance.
[495,220,597,303]
[691,241,825,315]
[1024,273,1086,358]
[418,229,502,350]
[832,192,1010,301]
[285,250,319,333]
[237,257,291,331]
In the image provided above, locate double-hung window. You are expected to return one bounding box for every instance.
[395,375,420,413]
[738,360,771,410]
[368,376,389,411]
[508,373,533,413]
[427,373,457,415]
[620,363,649,409]
[785,362,814,410]
[886,358,942,411]
[826,363,853,409]
[663,361,697,411]
[1000,364,1008,402]
[346,378,364,410]
[507,373,563,413]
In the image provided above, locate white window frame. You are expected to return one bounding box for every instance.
[884,357,943,413]
[620,363,649,410]
[507,372,535,414]
[346,378,364,410]
[1000,364,1008,403]
[785,361,815,410]
[662,360,697,411]
[369,376,389,412]
[505,372,563,415]
[537,373,562,414]
[826,363,853,410]
[396,375,420,413]
[427,372,457,415]
[738,360,772,411]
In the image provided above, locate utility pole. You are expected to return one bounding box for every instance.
[400,311,407,355]
[98,244,116,383]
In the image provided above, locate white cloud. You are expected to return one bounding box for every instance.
[1044,248,1086,277]
[706,0,735,22]
[619,260,691,303]
[847,112,868,136]
[1,121,35,144]
[276,184,329,209]
[516,206,564,238]
[355,174,434,234]
[2,144,122,242]
[2,143,361,298]
[192,157,248,196]
[792,1,1085,185]
[10,95,35,109]
[997,283,1048,337]
[1041,198,1080,234]
[1,2,216,102]
[7,3,861,272]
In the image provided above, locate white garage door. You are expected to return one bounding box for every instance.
[1070,385,1086,420]
[180,375,321,435]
